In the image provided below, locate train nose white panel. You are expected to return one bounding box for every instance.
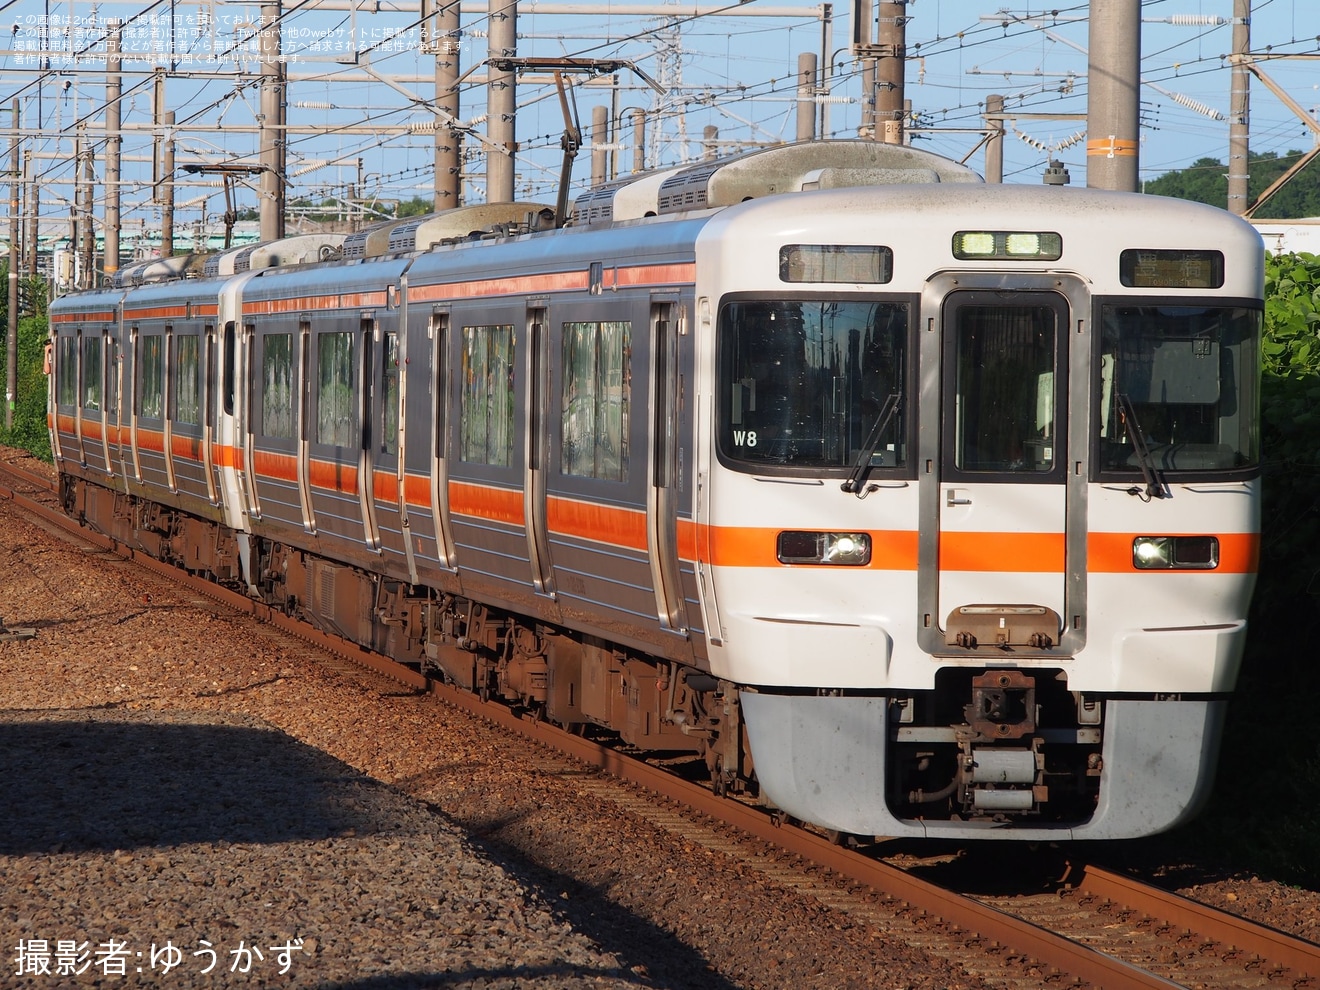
[1113,621,1248,693]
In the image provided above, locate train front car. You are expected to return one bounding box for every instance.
[697,184,1262,839]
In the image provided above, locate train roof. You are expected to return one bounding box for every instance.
[570,140,981,225]
[70,142,982,295]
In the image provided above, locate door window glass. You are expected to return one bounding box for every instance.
[952,304,1058,474]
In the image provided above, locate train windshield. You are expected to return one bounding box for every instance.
[1097,304,1260,475]
[717,299,910,472]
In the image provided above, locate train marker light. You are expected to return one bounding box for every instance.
[1132,536,1219,570]
[777,531,872,566]
[953,230,1063,261]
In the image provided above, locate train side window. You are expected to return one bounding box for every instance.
[81,336,102,412]
[262,332,295,439]
[316,331,356,447]
[381,330,399,456]
[223,322,236,416]
[459,324,515,466]
[561,320,630,482]
[106,338,119,416]
[433,312,449,460]
[57,337,77,407]
[175,334,201,425]
[139,333,164,419]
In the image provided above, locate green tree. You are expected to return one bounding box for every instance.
[1145,150,1320,218]
[395,195,435,218]
[0,262,51,460]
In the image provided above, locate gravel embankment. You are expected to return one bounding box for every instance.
[3,447,1318,989]
[0,465,978,990]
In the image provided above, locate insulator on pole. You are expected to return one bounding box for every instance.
[1169,92,1225,121]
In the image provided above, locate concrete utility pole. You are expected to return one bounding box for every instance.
[78,130,95,287]
[487,0,518,203]
[703,125,719,159]
[984,94,1005,184]
[591,105,609,186]
[630,109,646,174]
[7,99,19,431]
[852,0,906,143]
[162,113,176,257]
[796,52,818,141]
[105,20,122,281]
[24,148,38,275]
[875,0,906,144]
[259,3,287,240]
[1085,0,1140,191]
[430,0,462,210]
[1227,0,1251,215]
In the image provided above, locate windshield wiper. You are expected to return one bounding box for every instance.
[1117,392,1169,500]
[841,392,902,497]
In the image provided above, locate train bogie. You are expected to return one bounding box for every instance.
[49,141,1263,840]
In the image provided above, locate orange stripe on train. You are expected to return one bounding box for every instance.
[251,449,299,484]
[547,496,647,552]
[308,458,359,494]
[701,526,920,570]
[939,532,1065,572]
[1088,532,1258,574]
[449,480,525,526]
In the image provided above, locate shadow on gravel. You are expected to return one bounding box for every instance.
[320,964,654,989]
[441,837,744,990]
[0,716,384,854]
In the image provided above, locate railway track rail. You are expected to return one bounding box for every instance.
[2,454,1316,990]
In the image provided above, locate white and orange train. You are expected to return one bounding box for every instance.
[49,141,1263,839]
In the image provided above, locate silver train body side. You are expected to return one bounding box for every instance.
[48,141,1264,839]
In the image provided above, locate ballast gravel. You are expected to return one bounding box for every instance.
[2,447,1318,989]
[0,462,978,990]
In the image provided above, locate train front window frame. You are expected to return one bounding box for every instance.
[1094,300,1261,480]
[715,294,915,477]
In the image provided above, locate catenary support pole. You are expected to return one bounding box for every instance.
[1227,0,1251,214]
[105,20,122,281]
[1086,0,1140,191]
[487,0,518,202]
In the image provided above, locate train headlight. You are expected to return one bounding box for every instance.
[1132,536,1220,570]
[777,531,872,566]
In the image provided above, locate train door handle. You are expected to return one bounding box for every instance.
[945,488,972,506]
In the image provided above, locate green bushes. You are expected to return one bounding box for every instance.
[0,266,50,460]
[1187,252,1320,883]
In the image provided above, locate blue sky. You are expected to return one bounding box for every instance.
[1,0,1316,233]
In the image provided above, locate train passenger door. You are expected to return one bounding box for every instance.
[79,328,113,475]
[928,286,1078,653]
[357,316,382,551]
[649,300,688,633]
[525,303,554,595]
[427,307,458,570]
[201,324,219,505]
[368,320,407,564]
